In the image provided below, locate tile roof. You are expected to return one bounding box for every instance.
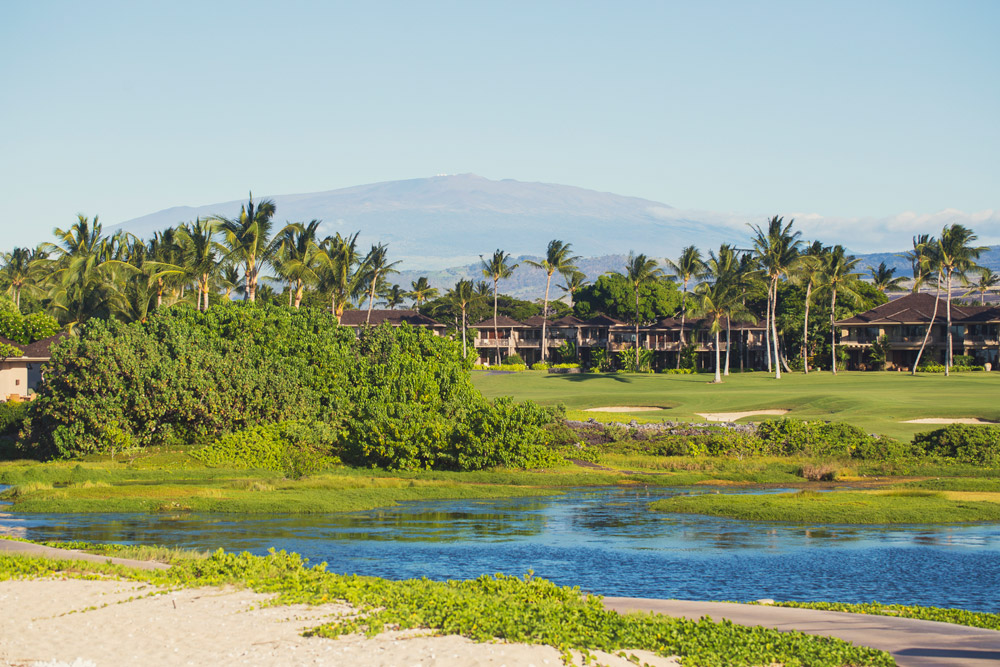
[0,332,68,359]
[584,314,626,326]
[471,315,526,328]
[835,292,1000,326]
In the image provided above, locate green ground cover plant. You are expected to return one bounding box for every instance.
[0,546,894,667]
[763,600,1000,631]
[650,489,1000,524]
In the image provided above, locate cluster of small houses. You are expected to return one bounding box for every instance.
[2,292,999,401]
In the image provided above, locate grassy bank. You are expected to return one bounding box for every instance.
[760,600,1000,631]
[0,544,894,667]
[650,489,1000,524]
[472,370,1000,441]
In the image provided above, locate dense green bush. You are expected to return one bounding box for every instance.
[755,419,896,459]
[0,401,29,460]
[0,307,59,344]
[530,361,550,370]
[193,420,339,476]
[503,353,525,365]
[913,424,1000,467]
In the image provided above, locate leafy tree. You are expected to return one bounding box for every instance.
[793,241,827,373]
[525,240,579,363]
[903,234,933,292]
[557,270,589,307]
[819,245,864,374]
[272,220,321,309]
[408,277,438,307]
[314,232,364,323]
[1,246,46,311]
[965,269,1000,305]
[868,261,905,293]
[573,273,679,323]
[443,279,483,359]
[381,284,407,309]
[614,252,663,370]
[361,243,400,323]
[664,245,704,368]
[937,224,986,374]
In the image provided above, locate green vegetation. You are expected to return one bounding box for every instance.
[471,369,1000,441]
[0,546,894,667]
[651,489,1000,524]
[764,600,1000,632]
[913,424,1000,466]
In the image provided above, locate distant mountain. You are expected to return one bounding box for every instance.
[856,246,1000,277]
[109,174,747,270]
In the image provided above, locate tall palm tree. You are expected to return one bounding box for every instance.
[693,270,751,384]
[446,279,482,359]
[43,215,119,324]
[212,192,279,303]
[820,245,864,375]
[936,224,986,375]
[793,241,827,374]
[177,218,224,311]
[965,269,1000,305]
[912,237,942,374]
[408,277,438,308]
[219,263,242,301]
[480,249,518,359]
[557,270,589,307]
[361,243,401,323]
[273,220,321,309]
[525,240,579,363]
[618,252,663,370]
[1,246,45,311]
[749,216,802,379]
[868,261,906,293]
[705,244,741,376]
[381,284,407,309]
[665,245,705,369]
[313,231,364,323]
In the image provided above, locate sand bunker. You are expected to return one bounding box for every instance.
[901,417,1000,425]
[0,578,679,667]
[584,406,665,413]
[696,409,789,422]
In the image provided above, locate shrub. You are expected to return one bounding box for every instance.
[755,419,873,458]
[661,368,695,375]
[913,425,1000,467]
[530,362,550,370]
[549,363,581,369]
[193,420,339,477]
[503,353,525,365]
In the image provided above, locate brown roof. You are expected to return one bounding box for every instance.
[0,332,68,359]
[584,314,626,326]
[522,315,550,327]
[0,335,25,357]
[471,315,526,328]
[338,309,445,328]
[551,315,585,326]
[835,292,1000,326]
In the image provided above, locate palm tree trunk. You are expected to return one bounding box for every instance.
[830,287,838,375]
[294,282,304,309]
[493,278,500,364]
[14,287,20,311]
[366,270,379,324]
[912,278,942,374]
[764,282,773,372]
[461,307,467,359]
[541,272,552,363]
[676,280,688,369]
[945,271,953,377]
[288,283,294,307]
[714,330,721,383]
[803,282,812,373]
[635,289,640,371]
[771,278,781,379]
[246,260,256,303]
[724,318,731,376]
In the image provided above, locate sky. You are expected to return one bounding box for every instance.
[2,0,998,251]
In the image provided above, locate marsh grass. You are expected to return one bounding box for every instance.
[650,488,1000,524]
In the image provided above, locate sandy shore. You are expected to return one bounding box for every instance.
[0,578,678,667]
[696,409,789,421]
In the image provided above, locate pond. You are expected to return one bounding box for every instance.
[3,486,1000,612]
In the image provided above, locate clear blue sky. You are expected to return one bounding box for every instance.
[2,0,998,249]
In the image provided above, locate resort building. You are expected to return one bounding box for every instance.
[337,309,448,335]
[470,314,768,370]
[835,293,1000,370]
[0,333,67,400]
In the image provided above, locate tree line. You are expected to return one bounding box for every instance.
[1,193,995,378]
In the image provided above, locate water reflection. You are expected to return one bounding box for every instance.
[2,486,1000,611]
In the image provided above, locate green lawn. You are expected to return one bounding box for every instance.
[471,370,1000,440]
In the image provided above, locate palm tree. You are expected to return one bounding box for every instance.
[408,277,438,308]
[381,284,407,309]
[446,279,482,358]
[273,220,321,309]
[212,192,278,302]
[665,245,705,369]
[793,241,827,373]
[868,261,906,293]
[912,237,942,374]
[361,243,401,323]
[618,252,663,370]
[903,234,933,293]
[43,214,120,324]
[525,240,579,363]
[313,232,364,323]
[965,269,1000,305]
[1,246,45,311]
[557,270,589,307]
[692,270,750,384]
[705,244,742,376]
[820,245,864,375]
[749,216,802,379]
[219,263,242,301]
[177,218,224,311]
[936,224,986,375]
[480,249,518,360]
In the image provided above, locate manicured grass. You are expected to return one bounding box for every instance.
[0,546,894,667]
[650,489,1000,524]
[472,369,1000,441]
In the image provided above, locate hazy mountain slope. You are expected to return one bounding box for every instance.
[109,174,746,269]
